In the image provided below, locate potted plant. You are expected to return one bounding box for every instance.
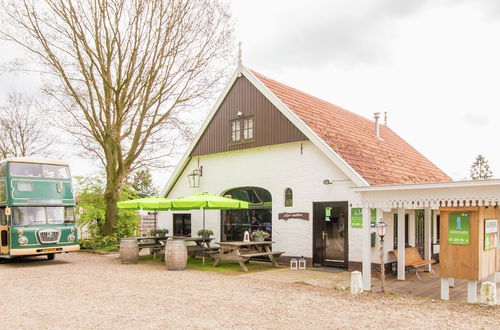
[251,230,270,242]
[149,228,169,238]
[197,229,214,239]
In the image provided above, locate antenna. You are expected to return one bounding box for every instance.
[384,112,388,126]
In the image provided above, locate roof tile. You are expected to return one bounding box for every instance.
[252,70,451,185]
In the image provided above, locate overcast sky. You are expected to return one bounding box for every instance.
[1,1,499,188]
[231,0,500,181]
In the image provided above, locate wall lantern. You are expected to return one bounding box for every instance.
[188,167,203,188]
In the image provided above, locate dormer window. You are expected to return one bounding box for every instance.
[231,116,254,143]
[231,120,241,142]
[243,117,253,139]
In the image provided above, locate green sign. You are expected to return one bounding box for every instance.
[325,207,332,217]
[484,219,498,250]
[351,208,377,228]
[448,213,470,245]
[351,208,363,228]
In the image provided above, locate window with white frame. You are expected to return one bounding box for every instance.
[231,120,241,142]
[243,117,253,139]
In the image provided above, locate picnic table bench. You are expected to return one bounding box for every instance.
[135,236,216,260]
[211,241,284,272]
[390,247,436,279]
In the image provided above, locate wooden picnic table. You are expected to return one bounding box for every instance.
[211,241,284,272]
[135,236,215,259]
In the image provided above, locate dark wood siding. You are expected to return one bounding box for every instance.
[190,76,307,156]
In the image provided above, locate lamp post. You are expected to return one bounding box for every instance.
[376,220,387,293]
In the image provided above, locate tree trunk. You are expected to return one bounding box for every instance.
[104,180,120,236]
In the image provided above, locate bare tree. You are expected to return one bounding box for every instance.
[1,0,234,235]
[0,92,54,158]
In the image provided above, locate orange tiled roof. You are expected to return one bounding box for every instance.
[252,71,451,185]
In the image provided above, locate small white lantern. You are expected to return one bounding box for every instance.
[290,258,298,270]
[298,256,306,270]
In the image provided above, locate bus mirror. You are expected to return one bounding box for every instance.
[5,207,11,216]
[78,207,84,215]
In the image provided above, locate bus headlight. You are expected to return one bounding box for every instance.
[18,236,28,245]
[70,227,76,233]
[68,234,75,242]
[17,229,24,236]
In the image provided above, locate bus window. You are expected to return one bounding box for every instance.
[64,207,75,224]
[42,165,70,179]
[46,207,64,224]
[13,207,46,225]
[0,208,6,226]
[10,163,42,177]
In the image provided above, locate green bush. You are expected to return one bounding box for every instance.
[149,228,169,237]
[76,175,140,245]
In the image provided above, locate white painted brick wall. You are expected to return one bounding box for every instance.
[158,141,380,262]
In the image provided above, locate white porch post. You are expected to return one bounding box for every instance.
[432,211,438,245]
[397,208,406,280]
[362,207,371,291]
[424,208,432,272]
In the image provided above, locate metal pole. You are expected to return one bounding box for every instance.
[380,235,385,293]
[202,207,205,266]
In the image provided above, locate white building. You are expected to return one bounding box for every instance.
[158,65,500,292]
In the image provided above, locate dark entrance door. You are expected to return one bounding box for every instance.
[313,201,348,268]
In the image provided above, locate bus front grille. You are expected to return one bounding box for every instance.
[38,229,60,244]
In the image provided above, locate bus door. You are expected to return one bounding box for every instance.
[0,207,9,254]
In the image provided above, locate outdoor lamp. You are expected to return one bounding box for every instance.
[188,167,202,188]
[376,220,387,293]
[376,221,387,238]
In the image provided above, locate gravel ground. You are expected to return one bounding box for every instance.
[0,252,498,329]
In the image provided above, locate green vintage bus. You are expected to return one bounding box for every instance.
[0,158,79,260]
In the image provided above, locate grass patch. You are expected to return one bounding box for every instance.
[139,255,275,274]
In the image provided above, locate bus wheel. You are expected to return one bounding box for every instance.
[47,254,55,260]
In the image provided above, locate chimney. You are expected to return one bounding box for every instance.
[373,112,381,138]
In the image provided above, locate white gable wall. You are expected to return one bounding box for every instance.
[158,140,373,261]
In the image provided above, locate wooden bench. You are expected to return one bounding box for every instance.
[240,251,284,258]
[391,247,436,279]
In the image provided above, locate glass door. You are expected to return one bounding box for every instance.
[313,202,348,268]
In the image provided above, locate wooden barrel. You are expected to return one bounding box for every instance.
[165,239,187,271]
[120,238,138,264]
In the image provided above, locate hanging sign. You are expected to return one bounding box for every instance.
[484,218,498,250]
[278,212,309,221]
[351,208,377,228]
[448,212,470,245]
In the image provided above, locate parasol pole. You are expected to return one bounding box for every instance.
[202,207,206,266]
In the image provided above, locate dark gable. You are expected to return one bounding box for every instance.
[190,76,307,157]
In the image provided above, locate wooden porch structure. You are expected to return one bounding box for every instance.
[352,179,500,302]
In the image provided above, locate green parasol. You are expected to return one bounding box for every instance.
[117,197,172,233]
[170,192,249,264]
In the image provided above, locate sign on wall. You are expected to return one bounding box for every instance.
[484,218,498,250]
[351,208,377,228]
[278,212,309,221]
[448,212,470,245]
